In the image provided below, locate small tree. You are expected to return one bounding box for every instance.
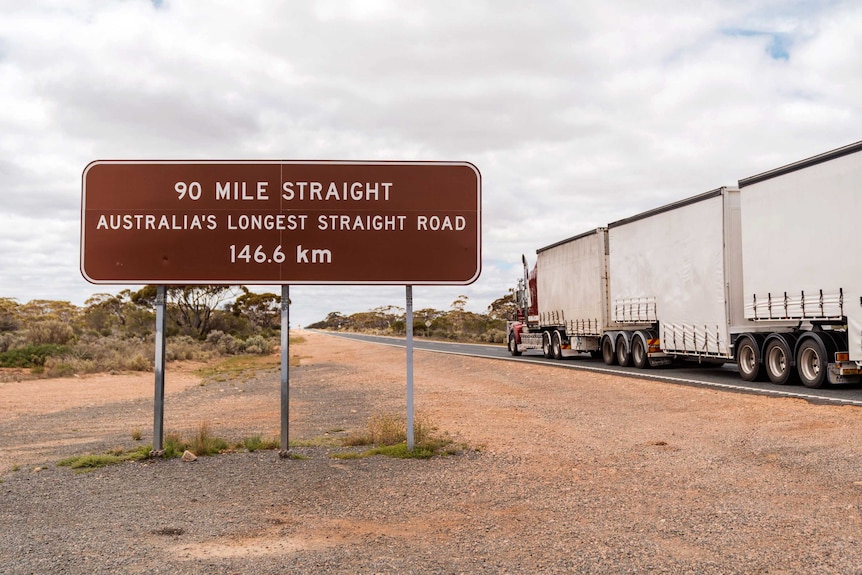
[170,286,239,339]
[487,289,518,320]
[131,285,240,339]
[231,288,282,332]
[0,297,20,332]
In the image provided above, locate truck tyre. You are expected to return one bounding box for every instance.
[796,337,828,388]
[508,333,521,356]
[552,331,564,360]
[631,333,649,369]
[736,335,764,382]
[616,335,632,367]
[542,332,553,359]
[601,336,616,365]
[764,337,796,385]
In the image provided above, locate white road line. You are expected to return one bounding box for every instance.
[319,332,862,407]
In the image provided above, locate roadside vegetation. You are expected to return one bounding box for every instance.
[306,292,517,344]
[0,287,517,380]
[52,411,463,473]
[0,286,284,380]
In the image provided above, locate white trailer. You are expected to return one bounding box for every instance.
[602,187,742,368]
[736,141,862,387]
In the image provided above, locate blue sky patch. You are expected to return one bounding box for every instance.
[724,28,791,60]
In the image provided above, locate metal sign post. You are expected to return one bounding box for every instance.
[406,285,415,451]
[279,285,291,457]
[151,285,167,456]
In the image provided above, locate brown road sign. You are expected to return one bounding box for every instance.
[80,160,481,285]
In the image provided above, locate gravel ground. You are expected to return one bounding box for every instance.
[3,331,862,574]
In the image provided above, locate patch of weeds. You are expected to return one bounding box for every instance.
[242,434,279,452]
[189,422,229,456]
[131,428,142,441]
[163,431,186,458]
[161,422,230,458]
[366,444,438,459]
[11,464,20,472]
[58,454,123,471]
[58,444,152,473]
[339,412,463,459]
[196,354,282,383]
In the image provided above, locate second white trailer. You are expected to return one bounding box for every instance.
[602,187,741,366]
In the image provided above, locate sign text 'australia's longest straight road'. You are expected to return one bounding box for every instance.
[80,160,481,285]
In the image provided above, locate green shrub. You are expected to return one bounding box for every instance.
[165,335,199,361]
[26,320,75,346]
[0,344,70,368]
[0,332,23,353]
[484,328,506,343]
[41,335,153,376]
[207,330,241,355]
[242,334,273,355]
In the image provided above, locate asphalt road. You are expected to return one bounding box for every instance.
[316,331,862,407]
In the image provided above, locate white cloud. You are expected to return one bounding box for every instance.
[1,0,861,327]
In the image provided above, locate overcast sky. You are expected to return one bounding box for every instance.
[2,0,860,327]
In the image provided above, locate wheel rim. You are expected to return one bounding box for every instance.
[766,346,787,377]
[739,343,756,376]
[799,347,821,381]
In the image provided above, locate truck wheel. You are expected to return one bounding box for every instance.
[764,338,795,385]
[601,336,616,365]
[797,338,828,388]
[616,336,631,367]
[542,332,553,359]
[631,334,648,369]
[552,331,564,360]
[508,333,521,356]
[736,335,764,382]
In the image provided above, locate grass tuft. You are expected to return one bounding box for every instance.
[242,434,280,452]
[189,421,229,456]
[338,412,462,459]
